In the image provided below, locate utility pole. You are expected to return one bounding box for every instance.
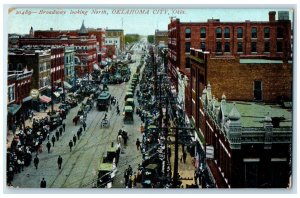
[172,124,179,188]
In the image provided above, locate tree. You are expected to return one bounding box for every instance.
[125,34,140,44]
[147,35,154,43]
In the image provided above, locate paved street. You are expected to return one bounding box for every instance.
[11,46,144,188]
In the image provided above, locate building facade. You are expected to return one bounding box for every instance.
[197,85,292,188]
[64,46,76,86]
[154,29,168,47]
[34,21,105,52]
[8,49,51,94]
[167,11,292,92]
[19,37,97,77]
[105,29,125,52]
[189,48,292,131]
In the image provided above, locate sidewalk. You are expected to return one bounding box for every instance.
[169,142,196,188]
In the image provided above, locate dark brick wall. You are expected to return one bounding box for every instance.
[206,58,292,102]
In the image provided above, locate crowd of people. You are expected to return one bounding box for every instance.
[7,96,93,187]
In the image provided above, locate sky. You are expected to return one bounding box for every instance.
[7,7,293,35]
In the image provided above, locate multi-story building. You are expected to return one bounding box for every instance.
[105,29,125,52]
[7,69,33,129]
[105,37,120,56]
[154,29,168,47]
[189,48,292,131]
[8,48,51,94]
[196,84,292,188]
[167,11,292,94]
[64,46,76,87]
[50,47,65,91]
[34,21,106,52]
[19,36,97,77]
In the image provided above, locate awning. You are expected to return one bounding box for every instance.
[64,81,72,89]
[93,63,100,70]
[39,95,51,103]
[8,104,22,115]
[22,96,32,103]
[53,92,60,98]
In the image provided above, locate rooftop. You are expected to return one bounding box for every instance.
[221,101,292,128]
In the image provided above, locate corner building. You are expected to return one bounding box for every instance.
[168,11,292,98]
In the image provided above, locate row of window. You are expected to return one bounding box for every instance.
[185,27,284,39]
[185,41,283,53]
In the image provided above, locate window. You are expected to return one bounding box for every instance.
[185,42,191,53]
[185,28,191,38]
[224,42,230,52]
[244,162,258,187]
[277,27,283,38]
[277,41,283,52]
[224,27,230,38]
[8,85,15,103]
[251,27,257,38]
[254,80,262,101]
[237,42,243,52]
[200,42,206,51]
[216,42,222,53]
[237,27,243,38]
[216,27,222,38]
[251,42,257,52]
[200,27,206,38]
[186,58,190,68]
[264,27,270,38]
[264,42,270,52]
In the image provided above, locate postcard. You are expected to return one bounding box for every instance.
[5,6,294,191]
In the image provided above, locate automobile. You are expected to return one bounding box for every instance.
[58,103,71,112]
[57,87,64,94]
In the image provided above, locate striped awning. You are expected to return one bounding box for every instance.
[39,95,51,103]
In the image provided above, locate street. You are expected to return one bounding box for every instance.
[11,45,144,188]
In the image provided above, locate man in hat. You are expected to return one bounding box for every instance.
[40,178,46,188]
[46,141,51,153]
[57,155,63,169]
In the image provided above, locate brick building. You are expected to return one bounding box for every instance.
[196,85,292,188]
[167,11,292,94]
[34,21,105,51]
[105,29,125,52]
[19,37,97,77]
[7,70,33,128]
[8,48,51,94]
[154,29,168,47]
[189,49,292,130]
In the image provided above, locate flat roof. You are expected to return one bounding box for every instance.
[224,101,292,128]
[239,59,289,64]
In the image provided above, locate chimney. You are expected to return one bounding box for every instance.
[269,11,276,22]
[50,28,53,31]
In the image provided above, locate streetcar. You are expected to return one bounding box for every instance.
[97,91,111,111]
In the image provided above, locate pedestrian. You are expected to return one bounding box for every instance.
[127,165,133,176]
[40,178,46,188]
[34,155,39,169]
[51,135,56,147]
[83,122,86,131]
[183,151,187,164]
[69,140,73,152]
[62,122,65,132]
[59,127,63,136]
[46,141,51,153]
[136,138,141,150]
[55,130,59,141]
[73,135,77,145]
[77,130,80,140]
[122,131,128,146]
[140,123,144,134]
[57,155,63,169]
[124,170,129,187]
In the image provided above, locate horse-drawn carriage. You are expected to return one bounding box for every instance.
[100,118,110,128]
[97,91,111,111]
